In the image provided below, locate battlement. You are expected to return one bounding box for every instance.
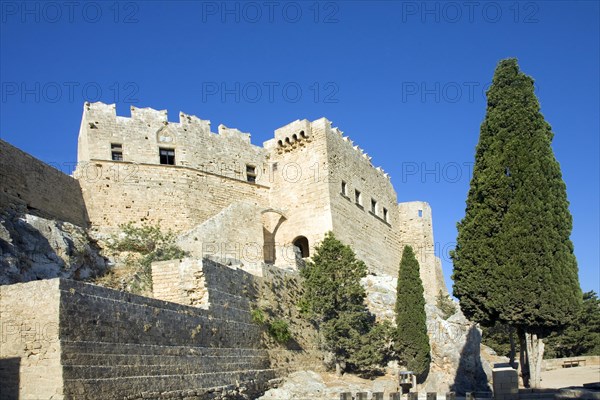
[272,118,313,149]
[83,102,252,143]
[327,122,391,181]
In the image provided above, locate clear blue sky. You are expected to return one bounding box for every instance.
[1,1,598,294]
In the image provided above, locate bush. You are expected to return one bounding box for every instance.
[436,290,457,320]
[251,308,266,324]
[104,221,187,294]
[268,319,292,343]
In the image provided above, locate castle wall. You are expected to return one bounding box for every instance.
[0,280,64,400]
[398,201,447,302]
[325,125,402,277]
[75,160,269,233]
[75,102,270,233]
[264,118,334,265]
[0,140,88,227]
[1,277,278,399]
[78,103,268,183]
[177,202,265,272]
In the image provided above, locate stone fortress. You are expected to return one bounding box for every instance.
[0,102,461,399]
[74,101,446,302]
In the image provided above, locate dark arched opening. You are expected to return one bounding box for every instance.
[292,236,310,258]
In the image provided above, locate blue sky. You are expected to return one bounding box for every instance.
[1,1,598,294]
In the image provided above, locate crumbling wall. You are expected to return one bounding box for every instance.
[0,140,88,227]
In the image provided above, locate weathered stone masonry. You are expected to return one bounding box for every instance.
[74,102,447,301]
[0,260,284,400]
[0,140,88,227]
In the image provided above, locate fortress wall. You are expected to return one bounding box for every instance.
[0,280,64,400]
[264,119,334,266]
[0,140,88,227]
[57,278,275,399]
[152,259,323,374]
[398,201,448,302]
[78,102,269,185]
[325,127,402,277]
[177,202,265,269]
[75,160,269,233]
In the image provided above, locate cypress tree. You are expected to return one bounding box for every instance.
[300,232,388,375]
[395,245,431,382]
[452,58,581,387]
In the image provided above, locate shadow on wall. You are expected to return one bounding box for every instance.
[450,325,492,395]
[0,357,20,400]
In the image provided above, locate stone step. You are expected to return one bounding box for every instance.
[63,368,277,399]
[61,341,268,357]
[63,358,271,379]
[62,352,270,368]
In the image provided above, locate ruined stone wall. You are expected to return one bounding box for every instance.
[0,279,63,400]
[0,140,88,227]
[263,118,333,266]
[397,201,448,302]
[325,125,402,277]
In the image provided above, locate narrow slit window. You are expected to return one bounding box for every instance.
[111,143,123,161]
[341,181,347,196]
[371,198,377,214]
[355,189,362,206]
[159,148,175,165]
[383,207,388,222]
[246,164,257,183]
[418,209,423,218]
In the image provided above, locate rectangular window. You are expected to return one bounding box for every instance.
[355,189,362,206]
[383,207,388,222]
[341,181,347,196]
[246,164,257,183]
[418,209,423,218]
[159,148,175,165]
[371,198,377,214]
[111,143,123,161]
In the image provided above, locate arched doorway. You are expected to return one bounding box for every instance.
[292,236,310,258]
[261,208,287,264]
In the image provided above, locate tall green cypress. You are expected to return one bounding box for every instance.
[395,245,431,382]
[452,58,581,387]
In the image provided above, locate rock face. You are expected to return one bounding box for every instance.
[423,304,505,394]
[0,211,107,284]
[362,273,506,394]
[259,370,399,399]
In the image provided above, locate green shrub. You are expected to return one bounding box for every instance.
[105,221,187,294]
[251,308,266,324]
[268,319,292,344]
[436,290,457,320]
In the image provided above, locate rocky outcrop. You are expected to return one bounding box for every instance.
[362,273,507,394]
[259,370,399,399]
[0,211,107,284]
[423,304,506,394]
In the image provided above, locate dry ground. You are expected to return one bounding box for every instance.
[540,365,600,389]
